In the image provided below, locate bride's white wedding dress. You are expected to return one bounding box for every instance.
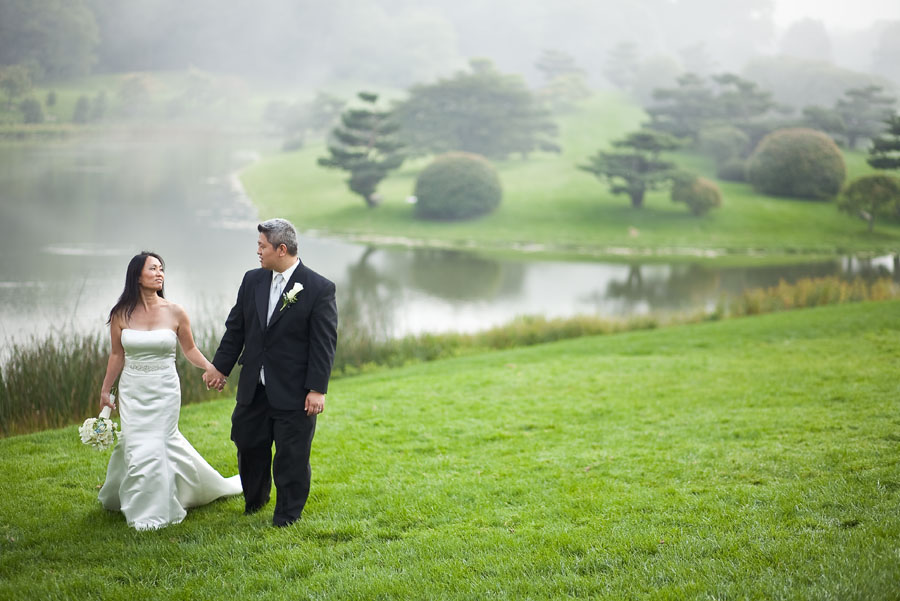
[98,329,242,530]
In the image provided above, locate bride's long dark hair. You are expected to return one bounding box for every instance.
[107,251,166,325]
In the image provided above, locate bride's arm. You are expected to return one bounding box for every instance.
[173,304,215,371]
[100,319,125,410]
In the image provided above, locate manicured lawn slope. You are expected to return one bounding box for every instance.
[243,93,900,261]
[1,301,899,599]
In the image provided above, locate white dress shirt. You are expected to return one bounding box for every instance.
[261,258,299,385]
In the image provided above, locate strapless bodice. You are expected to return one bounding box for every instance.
[121,329,176,370]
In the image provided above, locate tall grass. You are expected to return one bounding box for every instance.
[0,326,231,437]
[1,275,897,437]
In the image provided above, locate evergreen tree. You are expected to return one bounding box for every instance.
[645,73,716,141]
[318,92,406,208]
[579,130,681,209]
[867,113,900,171]
[396,59,558,159]
[395,59,558,159]
[836,86,897,149]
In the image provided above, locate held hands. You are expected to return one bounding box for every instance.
[305,390,325,417]
[202,365,227,392]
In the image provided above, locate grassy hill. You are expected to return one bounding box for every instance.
[243,92,900,263]
[2,300,898,599]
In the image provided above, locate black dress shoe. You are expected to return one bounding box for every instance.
[273,517,299,527]
[244,498,270,515]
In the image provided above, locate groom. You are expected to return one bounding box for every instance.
[205,218,338,527]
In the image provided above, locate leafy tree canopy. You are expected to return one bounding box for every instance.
[395,59,558,159]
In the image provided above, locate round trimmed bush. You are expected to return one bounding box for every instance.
[414,152,502,220]
[671,172,723,216]
[747,127,846,200]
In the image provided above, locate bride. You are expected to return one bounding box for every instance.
[97,251,241,530]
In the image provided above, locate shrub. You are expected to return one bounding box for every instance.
[716,157,748,182]
[838,174,900,232]
[747,127,846,200]
[414,152,502,220]
[671,172,723,216]
[19,97,44,123]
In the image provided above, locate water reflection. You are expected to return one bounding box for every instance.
[0,136,897,347]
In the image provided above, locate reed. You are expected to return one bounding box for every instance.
[2,275,898,437]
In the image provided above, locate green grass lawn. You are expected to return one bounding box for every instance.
[244,92,900,263]
[2,301,899,599]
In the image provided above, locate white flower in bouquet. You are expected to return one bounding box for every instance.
[79,402,120,451]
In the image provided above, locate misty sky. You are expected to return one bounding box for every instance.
[774,0,900,29]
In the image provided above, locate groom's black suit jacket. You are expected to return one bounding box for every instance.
[212,260,338,410]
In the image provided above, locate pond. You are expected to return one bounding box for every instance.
[0,134,896,346]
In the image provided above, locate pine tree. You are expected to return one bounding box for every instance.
[318,92,406,208]
[867,113,900,172]
[835,86,896,150]
[579,130,681,209]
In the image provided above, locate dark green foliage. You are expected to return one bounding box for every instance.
[716,157,748,182]
[19,97,44,123]
[72,95,90,123]
[45,90,56,107]
[867,114,900,171]
[579,129,681,209]
[414,152,502,220]
[838,174,900,232]
[835,86,896,149]
[670,172,723,216]
[747,128,846,200]
[394,59,558,159]
[318,92,406,207]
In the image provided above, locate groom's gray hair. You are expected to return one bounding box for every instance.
[258,218,299,256]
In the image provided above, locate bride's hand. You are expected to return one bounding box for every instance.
[100,391,116,411]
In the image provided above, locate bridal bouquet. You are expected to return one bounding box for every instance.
[79,402,120,451]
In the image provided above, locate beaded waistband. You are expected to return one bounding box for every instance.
[124,359,174,374]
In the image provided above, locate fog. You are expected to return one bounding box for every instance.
[4,0,898,92]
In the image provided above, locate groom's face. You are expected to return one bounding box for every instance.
[257,233,282,271]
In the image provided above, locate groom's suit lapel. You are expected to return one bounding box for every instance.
[256,271,272,331]
[266,261,305,331]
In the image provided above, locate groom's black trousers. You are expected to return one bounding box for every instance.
[231,382,316,525]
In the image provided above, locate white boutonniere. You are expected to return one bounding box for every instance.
[280,282,304,311]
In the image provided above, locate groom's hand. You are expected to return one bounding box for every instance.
[203,365,227,391]
[305,391,325,416]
